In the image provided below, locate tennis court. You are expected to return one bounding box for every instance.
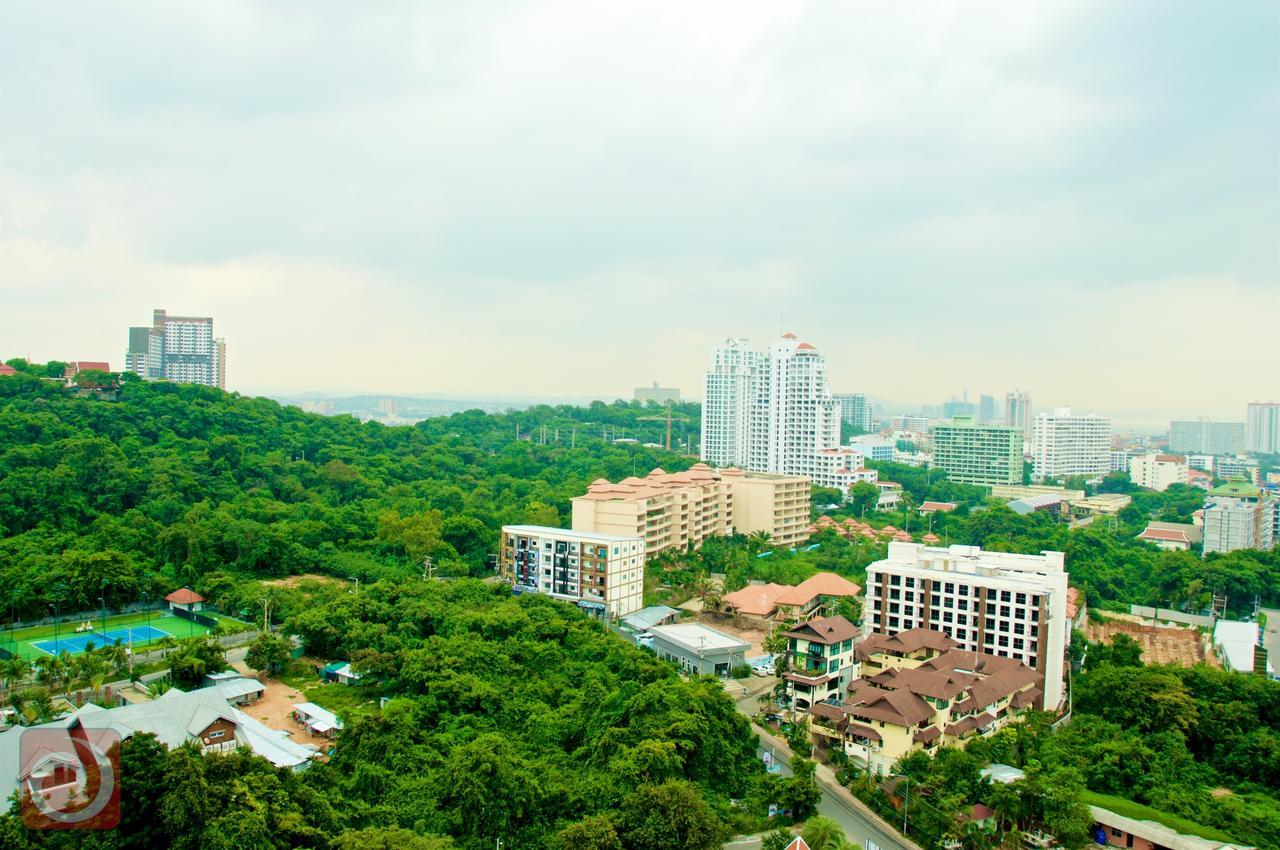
[32,625,171,656]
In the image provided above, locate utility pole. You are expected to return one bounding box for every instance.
[903,775,910,834]
[423,555,436,581]
[258,597,272,633]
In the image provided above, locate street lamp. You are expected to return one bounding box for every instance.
[98,596,107,643]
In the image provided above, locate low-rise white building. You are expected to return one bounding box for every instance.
[810,447,878,497]
[849,435,895,461]
[1213,620,1274,676]
[1128,454,1189,491]
[645,623,749,676]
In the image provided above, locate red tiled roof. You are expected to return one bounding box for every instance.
[164,588,205,604]
[796,342,817,351]
[919,501,957,512]
[0,364,16,376]
[722,583,789,616]
[784,615,859,645]
[1138,527,1191,543]
[775,572,861,607]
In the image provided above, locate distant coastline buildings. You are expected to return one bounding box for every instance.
[1247,403,1279,454]
[1169,420,1245,456]
[125,308,226,389]
[634,382,681,403]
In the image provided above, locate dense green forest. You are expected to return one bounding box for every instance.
[0,579,816,850]
[0,371,699,619]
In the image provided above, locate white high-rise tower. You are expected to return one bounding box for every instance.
[701,334,841,478]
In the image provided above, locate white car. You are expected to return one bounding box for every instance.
[752,664,774,677]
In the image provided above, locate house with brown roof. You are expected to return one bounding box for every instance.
[782,616,859,713]
[1136,521,1202,552]
[809,627,1042,774]
[723,572,861,624]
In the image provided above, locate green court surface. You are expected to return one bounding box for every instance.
[1,610,252,662]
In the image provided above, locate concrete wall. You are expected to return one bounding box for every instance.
[1128,606,1214,628]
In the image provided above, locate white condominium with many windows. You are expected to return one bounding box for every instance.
[864,541,1070,711]
[1031,407,1110,482]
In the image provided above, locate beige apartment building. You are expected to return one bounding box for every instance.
[571,463,810,555]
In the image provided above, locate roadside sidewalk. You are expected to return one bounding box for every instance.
[752,723,924,850]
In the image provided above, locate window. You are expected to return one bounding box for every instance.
[208,730,225,740]
[931,595,941,608]
[889,603,900,614]
[1000,605,1010,617]
[986,618,996,631]
[1000,590,1011,602]
[890,575,901,586]
[890,589,901,600]
[955,628,967,641]
[998,635,1009,647]
[1014,622,1025,635]
[1015,593,1026,605]
[944,582,955,594]
[1030,624,1039,637]
[905,577,915,588]
[889,617,900,629]
[1013,638,1024,650]
[958,585,969,597]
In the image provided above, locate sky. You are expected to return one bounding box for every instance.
[1,1,1277,428]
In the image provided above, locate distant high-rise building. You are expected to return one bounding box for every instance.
[125,309,226,389]
[1169,420,1245,456]
[1202,481,1276,555]
[1031,407,1111,482]
[634,382,681,403]
[1005,391,1032,443]
[889,415,930,433]
[979,394,996,424]
[1247,403,1280,454]
[931,416,1023,485]
[701,339,766,468]
[833,393,873,432]
[700,334,841,480]
[942,398,976,419]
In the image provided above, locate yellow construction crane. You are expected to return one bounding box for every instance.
[638,405,690,452]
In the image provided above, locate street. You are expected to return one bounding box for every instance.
[726,676,919,850]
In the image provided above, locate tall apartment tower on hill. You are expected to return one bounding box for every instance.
[865,541,1070,710]
[1247,403,1280,454]
[1031,407,1110,482]
[701,334,841,480]
[125,309,226,389]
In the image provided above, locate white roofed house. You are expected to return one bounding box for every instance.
[0,686,315,814]
[292,703,344,739]
[646,623,749,677]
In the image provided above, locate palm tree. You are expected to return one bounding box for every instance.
[988,782,1023,834]
[801,815,854,850]
[747,531,773,554]
[704,591,726,618]
[1,657,29,699]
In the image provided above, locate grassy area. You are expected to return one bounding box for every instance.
[1079,791,1238,844]
[1,610,253,661]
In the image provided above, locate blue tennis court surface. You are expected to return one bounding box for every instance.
[32,625,171,655]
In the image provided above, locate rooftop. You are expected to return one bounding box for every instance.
[647,623,750,654]
[502,525,642,544]
[164,587,205,605]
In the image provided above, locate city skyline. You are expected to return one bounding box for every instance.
[2,2,1276,425]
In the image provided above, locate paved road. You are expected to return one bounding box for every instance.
[724,676,918,850]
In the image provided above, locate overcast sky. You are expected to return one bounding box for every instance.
[2,1,1276,426]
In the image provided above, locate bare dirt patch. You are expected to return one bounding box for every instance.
[261,573,347,590]
[235,667,334,748]
[1086,617,1217,667]
[695,616,770,657]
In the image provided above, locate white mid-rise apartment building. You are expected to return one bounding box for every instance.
[1202,499,1275,555]
[700,334,841,480]
[810,447,878,495]
[125,309,226,389]
[864,542,1070,711]
[1215,456,1260,484]
[1128,454,1189,491]
[849,435,895,461]
[930,416,1023,485]
[499,526,644,618]
[1247,403,1280,454]
[1031,407,1111,482]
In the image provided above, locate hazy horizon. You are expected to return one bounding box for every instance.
[2,2,1276,425]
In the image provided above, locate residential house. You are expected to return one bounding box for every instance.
[782,616,859,713]
[1089,804,1255,850]
[722,572,861,624]
[320,662,362,685]
[0,686,314,813]
[808,628,1042,774]
[1136,522,1202,552]
[292,702,344,738]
